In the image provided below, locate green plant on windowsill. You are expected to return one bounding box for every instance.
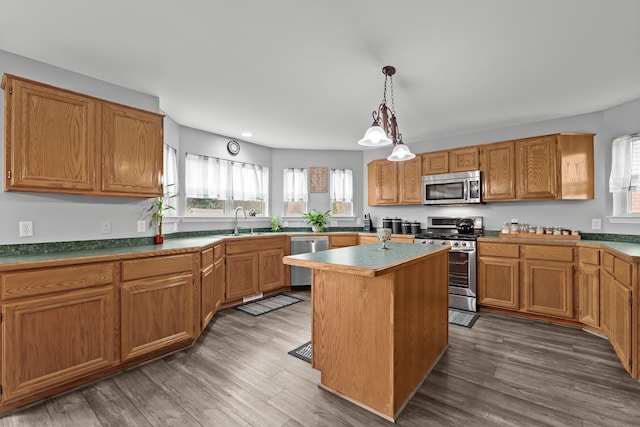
[302,209,332,232]
[147,184,177,243]
[271,215,281,232]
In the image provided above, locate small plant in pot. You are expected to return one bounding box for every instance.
[302,209,332,232]
[147,185,177,244]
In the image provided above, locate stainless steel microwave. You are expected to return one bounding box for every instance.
[421,170,482,205]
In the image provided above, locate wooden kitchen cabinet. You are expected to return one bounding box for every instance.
[330,234,358,248]
[516,133,594,200]
[480,141,516,201]
[2,74,163,198]
[225,236,289,302]
[522,245,574,319]
[101,102,163,197]
[478,243,520,309]
[422,146,479,175]
[367,156,422,206]
[2,74,97,193]
[0,262,117,405]
[600,249,633,374]
[578,247,601,328]
[120,254,197,362]
[480,133,594,202]
[200,243,225,331]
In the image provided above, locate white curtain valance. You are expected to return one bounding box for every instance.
[609,133,640,192]
[185,153,265,201]
[283,168,309,202]
[330,168,353,202]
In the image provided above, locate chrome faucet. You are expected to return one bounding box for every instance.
[233,206,247,235]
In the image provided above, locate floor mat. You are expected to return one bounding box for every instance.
[449,308,479,328]
[235,294,302,316]
[288,341,311,363]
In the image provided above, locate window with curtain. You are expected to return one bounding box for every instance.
[185,153,269,216]
[330,168,353,216]
[283,168,308,216]
[163,144,178,215]
[609,133,640,215]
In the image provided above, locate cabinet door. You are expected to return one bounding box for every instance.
[4,76,97,193]
[523,259,573,319]
[600,271,612,337]
[516,136,558,199]
[421,151,448,175]
[201,264,215,330]
[121,272,194,361]
[398,156,422,204]
[449,147,479,172]
[2,287,115,404]
[102,102,163,197]
[610,278,633,374]
[578,264,600,327]
[480,141,516,201]
[213,256,225,310]
[368,160,398,205]
[259,248,286,292]
[478,257,519,309]
[225,252,259,300]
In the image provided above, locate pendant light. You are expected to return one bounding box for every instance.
[358,66,415,161]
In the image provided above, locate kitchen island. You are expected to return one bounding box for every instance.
[283,242,450,422]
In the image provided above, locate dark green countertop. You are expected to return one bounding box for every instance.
[283,242,449,276]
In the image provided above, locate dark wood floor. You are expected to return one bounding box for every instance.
[3,289,640,426]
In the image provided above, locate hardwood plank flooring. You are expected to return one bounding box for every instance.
[2,289,640,426]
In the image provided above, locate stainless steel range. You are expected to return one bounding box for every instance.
[414,216,483,312]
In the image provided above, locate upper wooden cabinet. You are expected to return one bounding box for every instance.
[422,146,479,175]
[480,141,516,201]
[480,133,594,202]
[2,74,163,198]
[368,156,422,206]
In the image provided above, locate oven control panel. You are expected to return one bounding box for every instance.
[414,239,476,250]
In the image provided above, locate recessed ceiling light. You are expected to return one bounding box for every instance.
[241,132,253,137]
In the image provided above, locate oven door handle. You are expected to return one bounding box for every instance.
[450,249,476,253]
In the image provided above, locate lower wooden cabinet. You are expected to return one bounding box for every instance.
[225,236,288,302]
[578,247,601,328]
[120,254,196,362]
[200,243,225,331]
[2,286,116,404]
[478,257,520,310]
[523,259,573,319]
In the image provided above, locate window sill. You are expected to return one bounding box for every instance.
[607,216,640,224]
[181,216,271,223]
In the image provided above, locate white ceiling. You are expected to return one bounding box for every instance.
[1,0,639,151]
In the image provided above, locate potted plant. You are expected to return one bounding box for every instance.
[147,185,177,244]
[302,209,332,232]
[271,214,281,232]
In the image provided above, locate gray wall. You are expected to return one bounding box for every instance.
[363,97,640,234]
[1,47,639,244]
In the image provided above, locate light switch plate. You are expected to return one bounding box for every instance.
[591,218,602,230]
[137,220,146,232]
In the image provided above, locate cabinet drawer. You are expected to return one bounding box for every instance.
[330,235,358,248]
[213,243,224,260]
[579,247,600,265]
[201,248,214,266]
[122,253,194,281]
[523,245,573,262]
[478,243,519,258]
[226,236,286,255]
[602,252,632,287]
[1,263,114,300]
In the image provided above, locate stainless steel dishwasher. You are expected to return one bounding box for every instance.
[290,236,329,287]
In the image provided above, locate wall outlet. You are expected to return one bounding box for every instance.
[137,220,146,232]
[284,221,289,227]
[19,221,33,237]
[101,221,112,234]
[591,218,602,230]
[330,219,338,226]
[356,218,362,225]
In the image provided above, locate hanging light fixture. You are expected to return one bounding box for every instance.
[358,66,415,162]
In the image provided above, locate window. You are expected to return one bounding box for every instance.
[185,153,269,216]
[330,168,353,216]
[609,133,640,215]
[163,144,178,215]
[283,168,308,216]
